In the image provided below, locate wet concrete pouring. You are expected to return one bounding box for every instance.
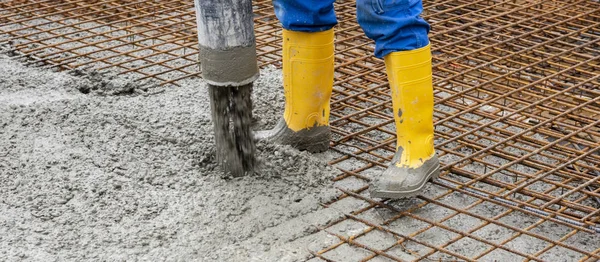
[2,53,600,261]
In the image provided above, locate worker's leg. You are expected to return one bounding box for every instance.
[357,0,440,198]
[256,0,336,153]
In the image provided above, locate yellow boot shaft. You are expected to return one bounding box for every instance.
[384,44,436,168]
[282,29,334,131]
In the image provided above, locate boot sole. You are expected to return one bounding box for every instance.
[370,162,441,199]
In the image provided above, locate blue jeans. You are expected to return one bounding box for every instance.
[272,0,430,58]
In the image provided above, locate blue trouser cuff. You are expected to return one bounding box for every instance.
[272,0,338,32]
[272,0,430,57]
[356,0,430,58]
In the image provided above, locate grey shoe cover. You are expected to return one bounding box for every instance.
[254,119,330,153]
[370,152,440,199]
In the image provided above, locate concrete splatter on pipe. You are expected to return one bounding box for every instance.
[194,0,259,87]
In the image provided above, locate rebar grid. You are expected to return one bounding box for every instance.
[1,0,600,261]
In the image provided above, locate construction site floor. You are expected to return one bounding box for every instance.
[1,0,600,261]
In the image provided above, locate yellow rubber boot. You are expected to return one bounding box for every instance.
[370,44,441,199]
[255,29,334,152]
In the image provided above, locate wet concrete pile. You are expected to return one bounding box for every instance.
[0,55,339,261]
